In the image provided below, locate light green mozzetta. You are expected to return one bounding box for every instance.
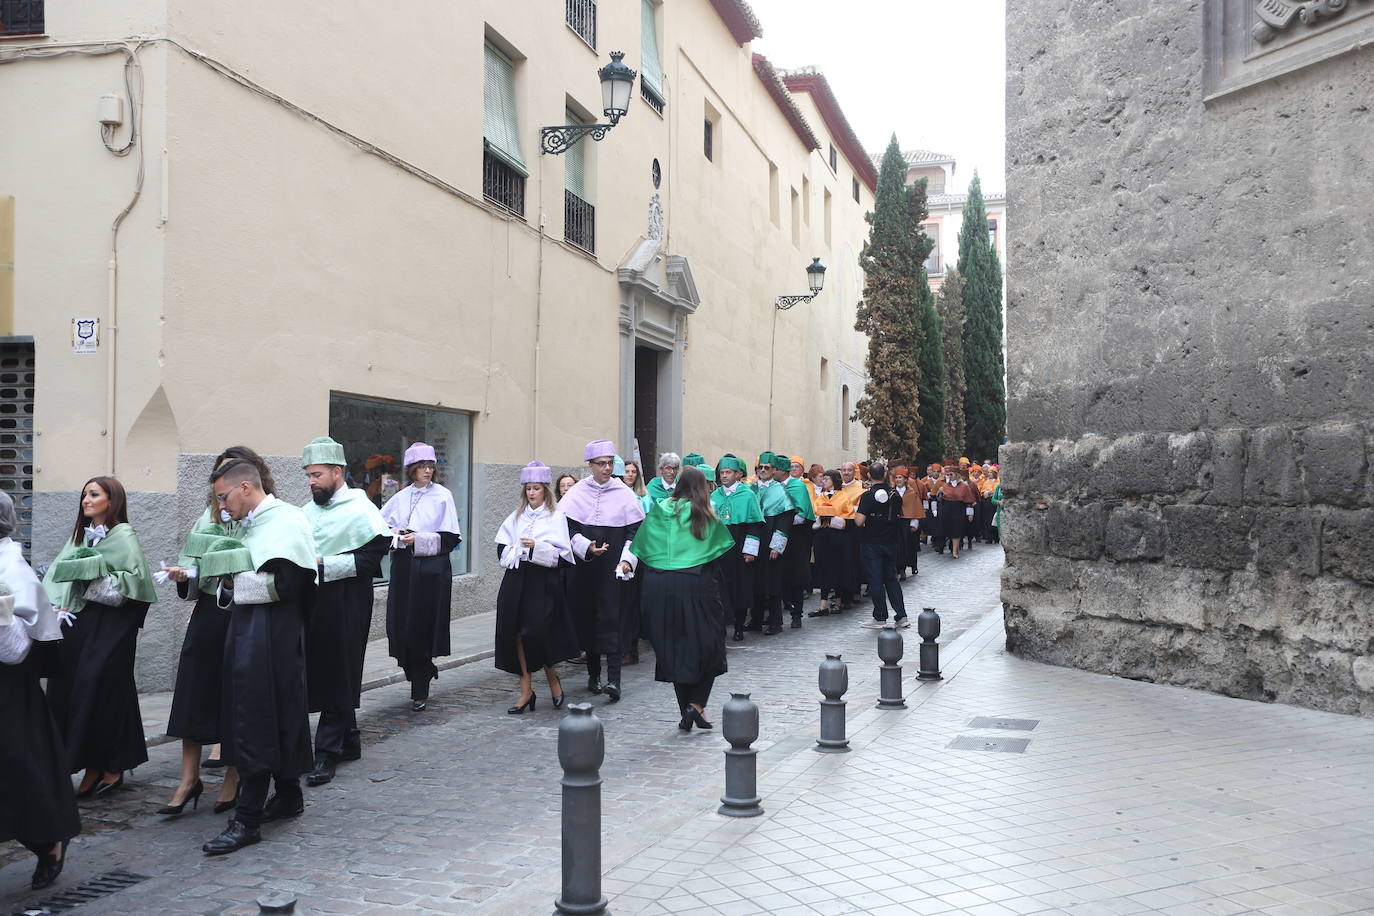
[42,523,156,614]
[631,497,734,571]
[301,486,392,557]
[756,480,793,517]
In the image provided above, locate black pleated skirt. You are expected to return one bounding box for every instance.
[939,499,970,540]
[387,550,454,672]
[166,589,230,744]
[46,600,150,774]
[0,651,81,845]
[642,562,728,685]
[811,524,848,593]
[494,562,581,674]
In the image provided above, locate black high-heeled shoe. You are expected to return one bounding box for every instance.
[93,773,125,799]
[548,674,565,709]
[74,777,100,800]
[157,779,203,816]
[507,692,537,715]
[689,706,713,730]
[213,797,237,814]
[678,707,694,731]
[30,839,69,890]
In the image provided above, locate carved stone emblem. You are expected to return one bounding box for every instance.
[647,193,664,241]
[1254,0,1356,43]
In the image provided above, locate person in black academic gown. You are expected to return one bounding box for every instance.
[0,491,81,891]
[201,459,317,856]
[300,437,391,787]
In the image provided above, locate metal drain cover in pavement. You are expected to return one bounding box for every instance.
[15,869,149,914]
[948,735,1031,753]
[968,717,1039,731]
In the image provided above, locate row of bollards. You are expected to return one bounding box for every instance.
[554,608,944,914]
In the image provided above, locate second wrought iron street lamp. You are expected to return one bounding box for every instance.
[775,257,828,310]
[541,52,638,155]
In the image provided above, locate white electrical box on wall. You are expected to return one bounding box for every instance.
[97,93,124,127]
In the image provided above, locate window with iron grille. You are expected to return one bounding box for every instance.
[0,0,44,36]
[483,42,527,218]
[566,0,596,49]
[483,150,525,217]
[563,109,594,253]
[640,0,666,113]
[0,342,35,559]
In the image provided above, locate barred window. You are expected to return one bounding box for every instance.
[566,0,596,49]
[0,0,45,37]
[564,109,595,253]
[640,0,666,113]
[483,42,527,217]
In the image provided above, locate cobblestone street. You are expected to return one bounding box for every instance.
[2,546,1005,915]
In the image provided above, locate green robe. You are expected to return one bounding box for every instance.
[756,480,793,518]
[710,484,764,527]
[42,523,157,614]
[301,486,392,557]
[646,476,676,501]
[632,498,734,570]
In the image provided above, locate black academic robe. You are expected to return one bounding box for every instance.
[166,581,230,744]
[47,600,150,774]
[307,535,389,713]
[783,521,813,594]
[641,559,729,685]
[493,546,581,673]
[754,509,795,599]
[719,520,763,616]
[0,650,81,846]
[565,519,641,657]
[386,532,460,673]
[221,560,315,781]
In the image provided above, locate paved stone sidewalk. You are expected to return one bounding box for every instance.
[1,544,1003,914]
[569,612,1374,916]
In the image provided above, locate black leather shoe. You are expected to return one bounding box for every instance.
[689,706,714,730]
[213,798,237,814]
[791,617,803,629]
[93,774,125,799]
[261,793,304,823]
[586,675,603,695]
[603,682,621,702]
[731,627,744,641]
[202,819,261,856]
[764,624,783,635]
[305,754,337,787]
[30,840,68,890]
[679,707,694,731]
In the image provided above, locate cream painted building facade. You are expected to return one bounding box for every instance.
[0,0,876,688]
[890,149,1007,294]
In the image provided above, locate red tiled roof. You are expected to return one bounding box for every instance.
[709,0,764,46]
[779,67,878,193]
[752,54,820,152]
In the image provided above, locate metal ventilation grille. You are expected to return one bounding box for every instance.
[13,869,150,913]
[0,341,35,558]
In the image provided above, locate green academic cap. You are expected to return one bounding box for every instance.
[769,452,791,471]
[718,454,747,474]
[197,537,256,578]
[702,466,716,483]
[301,436,347,468]
[757,451,776,468]
[682,453,706,468]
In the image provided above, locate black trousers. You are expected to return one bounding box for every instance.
[672,679,714,712]
[585,652,623,686]
[860,542,907,622]
[237,772,302,829]
[314,710,360,759]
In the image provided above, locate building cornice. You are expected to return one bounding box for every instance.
[709,0,764,46]
[752,54,820,152]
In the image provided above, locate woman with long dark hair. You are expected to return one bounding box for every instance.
[42,476,156,798]
[382,443,462,712]
[159,447,274,817]
[493,462,578,713]
[0,490,81,889]
[630,465,734,730]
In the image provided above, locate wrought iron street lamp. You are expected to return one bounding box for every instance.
[775,258,828,310]
[541,52,638,155]
[768,257,828,439]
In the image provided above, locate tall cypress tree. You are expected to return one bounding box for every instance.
[937,268,967,459]
[957,172,1006,460]
[909,179,945,466]
[855,135,923,460]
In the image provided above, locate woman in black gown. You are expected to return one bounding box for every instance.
[41,477,155,799]
[0,491,81,890]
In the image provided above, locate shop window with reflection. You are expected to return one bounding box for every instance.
[328,394,472,581]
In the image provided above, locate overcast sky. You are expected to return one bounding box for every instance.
[746,0,1007,193]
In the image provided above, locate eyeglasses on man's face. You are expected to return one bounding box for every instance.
[589,459,615,468]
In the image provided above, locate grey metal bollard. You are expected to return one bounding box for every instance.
[815,654,851,753]
[917,607,943,681]
[257,891,297,914]
[555,704,608,915]
[718,692,763,817]
[876,628,907,708]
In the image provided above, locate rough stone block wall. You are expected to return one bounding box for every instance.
[1004,1,1374,715]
